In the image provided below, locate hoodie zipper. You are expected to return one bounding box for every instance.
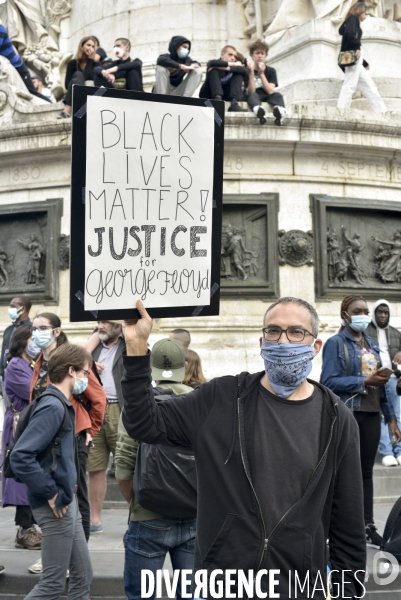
[238,395,337,574]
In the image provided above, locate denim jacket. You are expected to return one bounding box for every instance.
[321,329,394,421]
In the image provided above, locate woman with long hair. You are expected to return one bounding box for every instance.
[337,2,387,112]
[182,349,207,389]
[321,294,401,549]
[27,313,106,573]
[60,36,106,118]
[1,326,41,550]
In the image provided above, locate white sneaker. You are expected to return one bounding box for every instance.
[28,558,42,574]
[273,105,287,125]
[397,456,401,466]
[382,455,398,467]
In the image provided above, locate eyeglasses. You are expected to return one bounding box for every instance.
[79,369,90,377]
[262,325,316,343]
[31,326,53,332]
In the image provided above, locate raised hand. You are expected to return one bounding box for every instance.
[123,299,152,356]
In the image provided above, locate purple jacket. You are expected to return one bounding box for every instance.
[1,356,33,507]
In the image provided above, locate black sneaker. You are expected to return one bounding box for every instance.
[227,103,248,112]
[366,523,383,549]
[58,111,71,119]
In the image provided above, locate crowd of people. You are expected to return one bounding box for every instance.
[0,1,390,129]
[0,290,400,598]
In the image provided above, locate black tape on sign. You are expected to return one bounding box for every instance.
[75,290,98,319]
[204,99,222,127]
[191,282,220,317]
[82,188,86,204]
[74,87,108,119]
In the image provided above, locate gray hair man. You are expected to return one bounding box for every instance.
[119,296,366,599]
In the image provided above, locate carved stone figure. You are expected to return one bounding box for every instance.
[0,245,10,287]
[266,0,401,38]
[221,223,260,281]
[17,234,45,285]
[372,230,401,283]
[342,226,365,284]
[374,245,391,278]
[59,233,70,270]
[1,0,72,95]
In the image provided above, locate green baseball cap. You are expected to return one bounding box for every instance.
[151,337,186,383]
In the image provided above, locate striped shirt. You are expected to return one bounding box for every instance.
[0,25,23,68]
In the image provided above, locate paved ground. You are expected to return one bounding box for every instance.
[0,502,400,599]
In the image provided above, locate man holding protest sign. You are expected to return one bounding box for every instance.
[119,298,366,599]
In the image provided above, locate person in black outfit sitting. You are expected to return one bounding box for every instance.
[93,38,143,93]
[60,36,106,118]
[245,39,286,126]
[199,45,247,112]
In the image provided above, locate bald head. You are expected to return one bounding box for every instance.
[169,328,191,349]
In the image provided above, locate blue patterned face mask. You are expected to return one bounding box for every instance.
[260,342,315,399]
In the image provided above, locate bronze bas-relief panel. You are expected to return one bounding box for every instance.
[0,199,63,305]
[221,194,279,299]
[311,194,401,301]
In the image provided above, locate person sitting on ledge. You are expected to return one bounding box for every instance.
[31,75,56,103]
[60,35,106,118]
[199,44,247,112]
[0,24,51,103]
[154,35,202,97]
[245,39,287,126]
[93,37,143,93]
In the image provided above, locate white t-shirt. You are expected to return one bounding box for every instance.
[377,326,394,374]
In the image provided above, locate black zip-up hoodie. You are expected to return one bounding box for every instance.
[157,35,198,87]
[122,353,366,599]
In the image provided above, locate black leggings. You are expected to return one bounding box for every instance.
[353,411,381,525]
[15,505,35,529]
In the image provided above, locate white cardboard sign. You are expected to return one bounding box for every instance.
[84,95,215,312]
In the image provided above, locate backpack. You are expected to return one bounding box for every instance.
[2,389,70,484]
[381,496,401,561]
[134,442,197,519]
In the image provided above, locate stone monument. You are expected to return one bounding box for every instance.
[0,0,401,380]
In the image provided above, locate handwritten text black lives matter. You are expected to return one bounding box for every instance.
[84,96,215,311]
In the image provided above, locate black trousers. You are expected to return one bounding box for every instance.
[353,411,381,525]
[15,505,35,529]
[94,68,142,92]
[206,69,244,102]
[15,63,51,103]
[64,70,86,106]
[76,430,90,541]
[246,88,285,110]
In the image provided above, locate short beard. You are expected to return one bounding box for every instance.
[98,324,120,341]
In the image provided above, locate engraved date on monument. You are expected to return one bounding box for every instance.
[0,166,41,185]
[224,156,244,171]
[321,161,401,181]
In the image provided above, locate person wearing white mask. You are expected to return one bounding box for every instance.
[93,37,143,92]
[154,35,202,97]
[0,296,32,415]
[322,294,401,550]
[10,343,94,600]
[27,313,106,575]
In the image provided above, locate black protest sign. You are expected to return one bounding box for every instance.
[70,87,224,321]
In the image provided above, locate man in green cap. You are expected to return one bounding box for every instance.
[115,337,195,600]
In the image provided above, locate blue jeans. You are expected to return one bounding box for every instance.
[123,518,196,600]
[380,377,401,457]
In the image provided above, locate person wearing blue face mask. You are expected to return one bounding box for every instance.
[0,296,32,415]
[154,35,202,97]
[1,325,41,551]
[322,294,401,551]
[27,312,105,578]
[119,296,368,599]
[10,343,93,600]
